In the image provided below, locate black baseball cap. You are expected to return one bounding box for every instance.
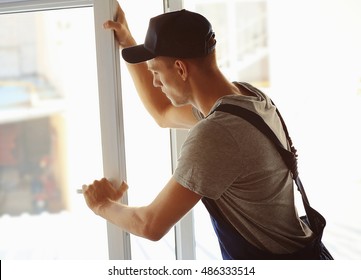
[122,9,216,64]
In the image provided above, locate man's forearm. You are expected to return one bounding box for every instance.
[98,200,164,241]
[125,62,173,127]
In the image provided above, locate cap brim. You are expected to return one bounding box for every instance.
[121,44,155,64]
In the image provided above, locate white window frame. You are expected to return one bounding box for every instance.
[0,0,131,260]
[0,0,92,14]
[0,0,197,260]
[92,0,131,260]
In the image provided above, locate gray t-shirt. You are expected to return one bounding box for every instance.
[173,82,313,254]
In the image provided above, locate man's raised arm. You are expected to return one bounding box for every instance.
[103,4,197,129]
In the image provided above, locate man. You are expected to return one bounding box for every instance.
[82,4,314,259]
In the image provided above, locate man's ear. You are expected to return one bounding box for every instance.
[174,60,188,81]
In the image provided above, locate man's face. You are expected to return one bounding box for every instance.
[147,57,190,107]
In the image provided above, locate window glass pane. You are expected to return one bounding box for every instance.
[184,0,269,87]
[119,0,176,259]
[0,7,107,259]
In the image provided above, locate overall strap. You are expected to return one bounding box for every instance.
[213,103,325,234]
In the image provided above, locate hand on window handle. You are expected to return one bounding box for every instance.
[81,178,128,216]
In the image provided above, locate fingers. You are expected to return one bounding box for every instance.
[101,2,136,49]
[81,178,128,215]
[118,181,129,198]
[114,2,126,23]
[82,178,128,201]
[103,3,125,30]
[103,20,120,31]
[81,184,88,192]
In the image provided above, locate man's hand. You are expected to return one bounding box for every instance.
[103,3,136,49]
[82,178,128,216]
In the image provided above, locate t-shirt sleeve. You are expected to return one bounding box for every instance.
[173,119,241,199]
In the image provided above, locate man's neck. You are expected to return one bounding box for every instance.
[191,73,242,117]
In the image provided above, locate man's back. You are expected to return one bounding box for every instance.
[173,83,314,254]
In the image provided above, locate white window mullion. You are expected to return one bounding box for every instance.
[93,0,131,260]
